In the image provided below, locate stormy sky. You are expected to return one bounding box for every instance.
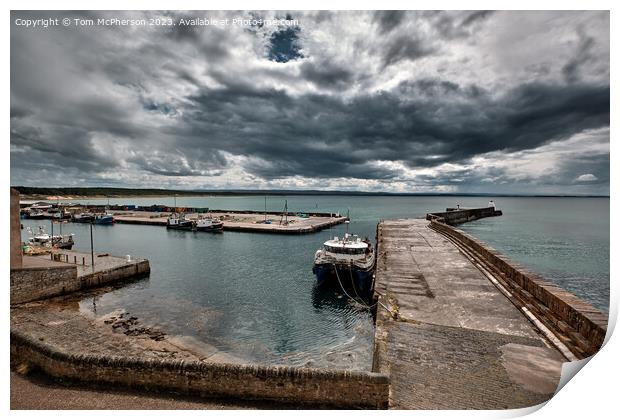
[10,10,610,194]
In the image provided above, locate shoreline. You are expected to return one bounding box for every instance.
[19,193,612,202]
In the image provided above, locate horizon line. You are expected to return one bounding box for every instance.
[11,186,610,198]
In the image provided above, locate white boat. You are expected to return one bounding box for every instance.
[195,216,224,232]
[27,226,75,249]
[312,233,375,296]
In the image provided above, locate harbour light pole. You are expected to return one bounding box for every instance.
[50,219,54,260]
[90,221,95,270]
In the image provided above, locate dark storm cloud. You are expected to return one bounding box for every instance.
[299,59,354,89]
[381,35,435,67]
[9,10,610,194]
[562,28,596,83]
[174,77,608,180]
[373,10,406,35]
[461,11,494,27]
[126,154,224,177]
[424,10,494,40]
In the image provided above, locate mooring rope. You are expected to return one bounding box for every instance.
[332,262,385,312]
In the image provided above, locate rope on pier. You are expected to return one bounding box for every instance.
[332,263,394,316]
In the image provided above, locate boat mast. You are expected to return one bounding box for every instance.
[279,199,288,226]
[264,196,267,222]
[346,208,350,236]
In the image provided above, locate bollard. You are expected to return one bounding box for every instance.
[74,256,77,264]
[82,257,85,265]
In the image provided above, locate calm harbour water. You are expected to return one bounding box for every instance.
[21,195,609,370]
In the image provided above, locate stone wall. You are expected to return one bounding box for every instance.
[426,207,502,225]
[79,260,151,289]
[10,259,150,304]
[10,265,78,304]
[10,188,22,268]
[11,330,389,408]
[429,219,608,356]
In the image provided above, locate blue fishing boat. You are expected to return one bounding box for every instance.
[94,213,115,225]
[312,232,376,297]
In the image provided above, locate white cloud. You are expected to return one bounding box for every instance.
[576,173,598,182]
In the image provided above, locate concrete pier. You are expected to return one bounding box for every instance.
[112,210,346,234]
[373,219,566,409]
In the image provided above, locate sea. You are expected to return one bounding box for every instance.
[20,195,609,371]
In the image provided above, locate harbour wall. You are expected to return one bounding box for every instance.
[10,265,78,305]
[10,258,150,305]
[429,219,607,357]
[221,217,345,234]
[71,204,342,218]
[426,206,502,225]
[78,259,150,290]
[10,330,389,408]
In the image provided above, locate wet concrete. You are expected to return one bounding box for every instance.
[373,219,565,409]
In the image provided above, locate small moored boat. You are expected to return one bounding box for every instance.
[27,226,75,249]
[94,213,115,225]
[194,216,224,232]
[26,210,46,219]
[73,212,95,223]
[312,232,376,297]
[166,213,194,230]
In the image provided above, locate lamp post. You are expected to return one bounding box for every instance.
[50,219,54,260]
[90,221,95,270]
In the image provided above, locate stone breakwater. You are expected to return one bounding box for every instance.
[426,206,502,225]
[373,219,566,409]
[429,219,608,358]
[10,304,389,408]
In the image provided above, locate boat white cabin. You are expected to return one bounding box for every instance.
[314,233,374,268]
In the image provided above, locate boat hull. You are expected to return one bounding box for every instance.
[94,216,114,225]
[27,214,46,220]
[54,241,74,250]
[166,222,194,230]
[195,223,224,232]
[73,217,94,223]
[312,263,375,297]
